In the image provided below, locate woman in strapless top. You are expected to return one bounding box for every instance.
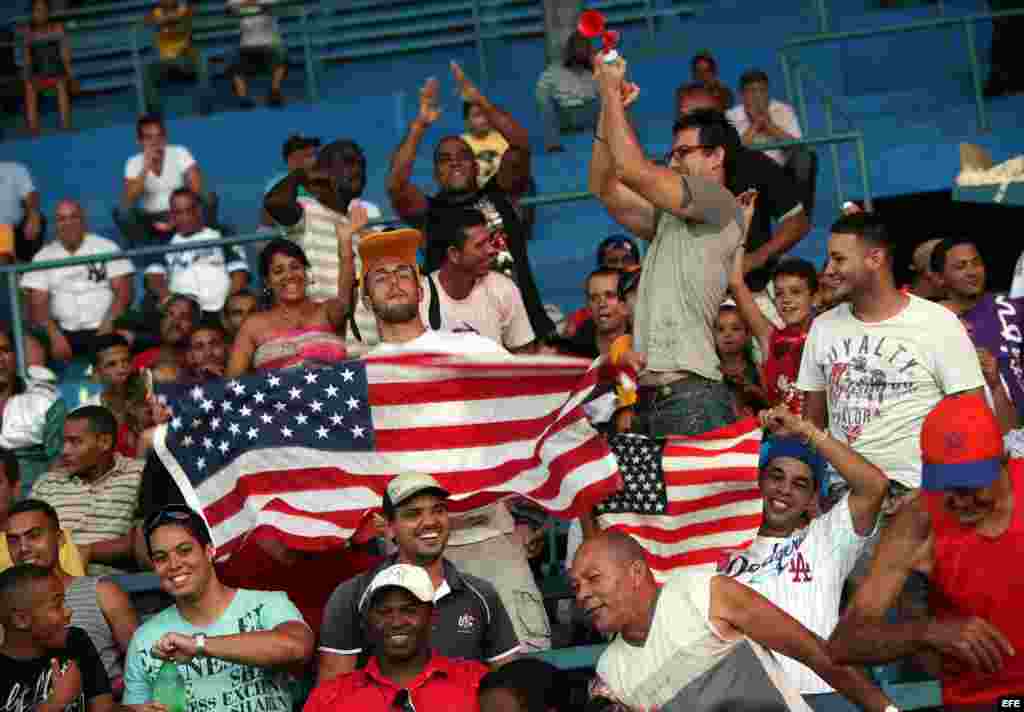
[226,205,366,376]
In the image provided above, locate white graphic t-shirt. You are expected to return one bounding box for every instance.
[796,295,984,488]
[719,494,873,694]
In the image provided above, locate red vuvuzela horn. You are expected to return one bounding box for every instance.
[577,9,605,37]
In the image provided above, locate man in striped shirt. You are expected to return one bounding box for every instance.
[30,406,144,575]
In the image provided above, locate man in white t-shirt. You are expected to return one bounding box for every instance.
[726,69,802,166]
[797,212,985,497]
[419,209,534,351]
[572,532,891,712]
[719,407,887,699]
[144,188,248,314]
[357,228,552,652]
[22,200,134,362]
[115,114,209,263]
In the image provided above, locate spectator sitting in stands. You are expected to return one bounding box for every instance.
[142,0,210,117]
[563,235,640,339]
[0,329,64,494]
[388,63,555,342]
[535,30,599,153]
[259,133,319,228]
[0,565,114,712]
[679,84,810,346]
[220,289,259,343]
[306,564,489,712]
[130,293,199,372]
[478,658,571,712]
[19,0,75,135]
[907,238,943,300]
[184,317,228,383]
[226,224,359,377]
[30,406,144,575]
[419,210,535,351]
[227,0,287,108]
[559,268,632,359]
[115,114,210,258]
[727,69,802,166]
[729,245,818,415]
[123,505,314,711]
[143,188,249,316]
[463,102,509,186]
[22,200,134,363]
[719,408,887,700]
[0,161,45,264]
[82,334,141,430]
[0,449,85,574]
[715,303,766,418]
[318,473,521,683]
[6,499,139,692]
[690,50,734,114]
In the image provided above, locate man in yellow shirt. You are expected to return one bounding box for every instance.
[141,0,210,116]
[0,448,83,574]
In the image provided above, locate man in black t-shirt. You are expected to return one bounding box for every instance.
[386,62,555,342]
[0,564,113,712]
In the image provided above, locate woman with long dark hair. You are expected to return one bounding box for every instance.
[225,205,364,376]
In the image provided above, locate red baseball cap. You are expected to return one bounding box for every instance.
[920,393,1003,491]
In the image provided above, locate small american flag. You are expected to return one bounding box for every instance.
[597,419,764,581]
[154,352,622,561]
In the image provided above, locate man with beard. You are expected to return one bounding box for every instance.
[589,57,743,438]
[263,139,381,303]
[386,62,555,342]
[305,564,489,712]
[796,213,986,500]
[0,564,113,712]
[130,293,199,371]
[933,236,1024,418]
[829,394,1024,709]
[318,474,520,682]
[354,230,551,654]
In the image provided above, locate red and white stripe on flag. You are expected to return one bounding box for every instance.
[598,417,764,582]
[156,352,622,561]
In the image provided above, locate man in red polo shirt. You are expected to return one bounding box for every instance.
[304,564,487,712]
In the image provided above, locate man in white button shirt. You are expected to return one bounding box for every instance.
[144,188,248,315]
[718,406,887,705]
[22,200,134,362]
[727,69,802,166]
[115,114,210,265]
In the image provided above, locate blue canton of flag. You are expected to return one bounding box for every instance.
[163,365,375,488]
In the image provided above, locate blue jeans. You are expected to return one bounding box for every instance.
[632,376,737,438]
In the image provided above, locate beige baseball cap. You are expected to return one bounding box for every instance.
[358,564,435,612]
[383,472,450,515]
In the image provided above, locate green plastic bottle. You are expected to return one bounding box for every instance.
[152,661,187,712]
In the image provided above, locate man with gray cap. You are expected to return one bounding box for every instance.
[305,563,489,712]
[317,473,520,683]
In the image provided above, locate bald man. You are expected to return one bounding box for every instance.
[571,532,891,712]
[22,200,135,362]
[908,238,944,301]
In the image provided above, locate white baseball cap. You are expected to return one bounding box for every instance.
[358,564,435,613]
[383,472,450,514]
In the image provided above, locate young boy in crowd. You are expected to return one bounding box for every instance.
[729,248,818,415]
[88,336,144,427]
[0,565,113,712]
[714,304,766,418]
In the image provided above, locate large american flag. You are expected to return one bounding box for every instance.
[597,418,764,581]
[153,352,621,560]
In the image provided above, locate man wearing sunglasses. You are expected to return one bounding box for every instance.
[122,505,314,712]
[306,564,488,712]
[590,57,744,439]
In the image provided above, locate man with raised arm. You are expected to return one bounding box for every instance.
[589,56,743,438]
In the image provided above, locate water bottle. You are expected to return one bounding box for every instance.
[152,661,187,712]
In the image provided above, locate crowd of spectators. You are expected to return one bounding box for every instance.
[0,15,1021,712]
